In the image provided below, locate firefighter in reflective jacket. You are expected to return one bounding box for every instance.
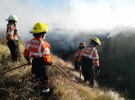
[74,42,86,71]
[6,15,20,62]
[23,22,53,93]
[80,37,101,87]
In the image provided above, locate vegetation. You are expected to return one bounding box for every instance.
[46,30,135,99]
[99,31,135,99]
[0,38,125,100]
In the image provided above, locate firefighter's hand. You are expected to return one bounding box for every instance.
[48,61,53,66]
[95,67,100,77]
[25,57,31,66]
[27,61,32,66]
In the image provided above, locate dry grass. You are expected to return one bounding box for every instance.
[51,57,125,100]
[0,39,126,100]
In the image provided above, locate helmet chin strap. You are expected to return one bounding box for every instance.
[89,44,94,47]
[43,36,46,39]
[43,34,46,39]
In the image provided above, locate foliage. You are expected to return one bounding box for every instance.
[99,32,135,99]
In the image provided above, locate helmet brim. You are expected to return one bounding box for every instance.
[31,30,39,34]
[6,19,18,22]
[90,38,101,45]
[31,30,46,34]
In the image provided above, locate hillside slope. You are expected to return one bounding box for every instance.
[0,39,125,100]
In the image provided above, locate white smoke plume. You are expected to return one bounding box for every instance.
[1,0,135,54]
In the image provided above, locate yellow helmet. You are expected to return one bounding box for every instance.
[90,37,101,45]
[31,22,48,34]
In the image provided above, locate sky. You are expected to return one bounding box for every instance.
[1,0,135,38]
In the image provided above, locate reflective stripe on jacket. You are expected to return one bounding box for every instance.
[6,24,18,40]
[81,47,99,66]
[23,38,52,63]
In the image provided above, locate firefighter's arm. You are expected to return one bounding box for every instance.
[25,57,31,65]
[43,54,53,65]
[93,50,100,76]
[75,50,81,62]
[93,59,99,66]
[23,49,31,65]
[93,59,100,76]
[74,54,79,60]
[23,43,31,65]
[95,66,100,77]
[14,29,19,40]
[14,29,18,35]
[42,44,53,65]
[93,49,99,66]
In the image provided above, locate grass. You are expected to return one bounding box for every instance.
[0,39,125,100]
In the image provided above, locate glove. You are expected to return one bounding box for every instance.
[27,60,32,66]
[47,61,53,66]
[25,57,32,66]
[95,67,100,77]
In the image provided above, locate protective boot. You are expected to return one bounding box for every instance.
[42,87,50,93]
[89,78,94,88]
[41,80,50,93]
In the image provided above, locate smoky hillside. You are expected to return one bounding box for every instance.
[99,30,135,99]
[46,29,108,60]
[46,29,135,99]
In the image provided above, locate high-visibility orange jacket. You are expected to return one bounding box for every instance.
[75,49,83,62]
[6,24,18,40]
[81,46,99,66]
[23,38,52,63]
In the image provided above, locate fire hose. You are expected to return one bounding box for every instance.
[52,64,75,85]
[100,33,111,41]
[0,63,76,85]
[0,63,28,76]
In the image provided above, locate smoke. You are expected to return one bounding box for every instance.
[1,0,135,55]
[46,29,109,58]
[1,0,135,33]
[0,0,71,39]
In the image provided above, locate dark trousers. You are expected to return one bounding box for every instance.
[81,56,95,87]
[74,60,81,70]
[32,57,49,85]
[7,40,20,61]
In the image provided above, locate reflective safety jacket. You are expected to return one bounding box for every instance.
[6,24,18,40]
[23,38,52,63]
[81,47,99,66]
[75,49,82,62]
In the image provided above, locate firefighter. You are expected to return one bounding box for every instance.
[74,42,86,71]
[23,22,53,93]
[80,37,101,87]
[6,15,20,62]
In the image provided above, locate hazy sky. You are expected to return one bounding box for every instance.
[1,0,135,38]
